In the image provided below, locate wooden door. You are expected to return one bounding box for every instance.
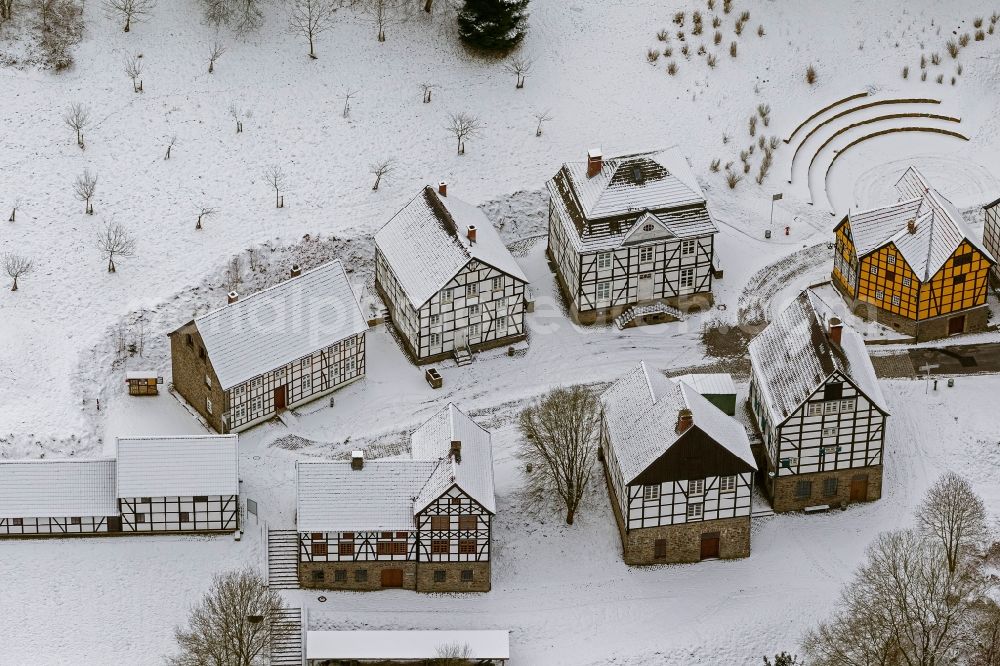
[273,386,286,411]
[380,568,404,588]
[850,475,868,502]
[948,315,965,336]
[106,516,121,532]
[638,273,654,301]
[700,532,720,560]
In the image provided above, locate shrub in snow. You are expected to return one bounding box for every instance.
[457,0,529,52]
[805,64,817,84]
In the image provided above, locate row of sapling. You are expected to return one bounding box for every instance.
[288,0,337,58]
[64,102,89,149]
[97,220,137,273]
[369,159,393,190]
[264,165,286,208]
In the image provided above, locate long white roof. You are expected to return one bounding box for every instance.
[192,260,368,389]
[748,291,888,425]
[115,435,240,498]
[374,187,528,308]
[601,362,755,485]
[306,630,510,660]
[0,458,117,519]
[846,167,995,281]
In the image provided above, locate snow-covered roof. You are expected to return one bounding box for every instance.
[125,371,158,380]
[748,291,888,425]
[601,362,755,485]
[411,403,496,514]
[296,404,496,533]
[673,373,737,396]
[191,260,368,389]
[374,187,528,308]
[306,630,510,660]
[845,167,995,281]
[0,458,118,519]
[115,435,240,498]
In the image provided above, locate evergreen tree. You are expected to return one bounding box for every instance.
[457,0,529,51]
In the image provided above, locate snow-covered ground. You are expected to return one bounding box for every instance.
[3,0,1000,663]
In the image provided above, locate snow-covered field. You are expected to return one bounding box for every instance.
[3,0,1000,663]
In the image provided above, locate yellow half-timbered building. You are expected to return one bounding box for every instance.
[832,167,994,341]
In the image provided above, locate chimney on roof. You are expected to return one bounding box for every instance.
[438,181,448,197]
[449,440,462,463]
[828,317,843,346]
[227,291,239,304]
[907,219,917,234]
[467,225,477,244]
[290,264,302,278]
[350,450,364,470]
[587,148,603,178]
[676,408,693,434]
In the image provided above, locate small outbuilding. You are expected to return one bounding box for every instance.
[125,370,162,396]
[305,629,510,664]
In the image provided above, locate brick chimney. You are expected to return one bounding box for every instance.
[828,317,843,346]
[290,264,302,278]
[467,225,477,244]
[587,148,603,178]
[676,408,693,434]
[227,291,239,304]
[449,440,462,463]
[907,219,917,234]
[438,181,448,197]
[350,450,364,470]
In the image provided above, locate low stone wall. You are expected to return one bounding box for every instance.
[415,561,491,593]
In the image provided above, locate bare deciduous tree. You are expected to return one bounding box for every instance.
[35,0,82,70]
[3,253,33,291]
[73,169,98,214]
[196,205,217,229]
[224,254,244,291]
[518,385,601,525]
[916,471,988,573]
[246,244,261,271]
[63,102,90,149]
[164,134,178,159]
[533,109,552,136]
[361,0,402,42]
[96,220,137,272]
[123,52,143,92]
[505,54,533,88]
[369,158,393,190]
[9,197,21,222]
[0,0,14,24]
[263,165,286,208]
[102,0,155,32]
[970,599,1000,666]
[228,102,251,133]
[420,81,437,103]
[202,0,263,37]
[166,567,284,666]
[207,39,226,73]
[433,642,472,665]
[445,111,482,155]
[289,0,336,58]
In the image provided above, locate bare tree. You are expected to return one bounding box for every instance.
[445,111,482,155]
[207,39,226,73]
[518,385,602,525]
[342,88,358,117]
[533,109,552,136]
[103,0,155,32]
[196,205,217,230]
[9,197,21,222]
[123,52,143,92]
[96,220,137,272]
[916,471,988,573]
[420,81,437,103]
[228,102,251,133]
[3,253,34,291]
[263,165,286,208]
[0,0,14,24]
[164,134,178,159]
[433,642,472,665]
[289,0,336,59]
[369,158,393,190]
[970,599,1000,666]
[166,567,283,666]
[361,0,403,42]
[246,244,261,271]
[225,254,244,291]
[35,0,82,70]
[505,54,533,88]
[63,102,90,149]
[73,169,98,214]
[202,0,263,37]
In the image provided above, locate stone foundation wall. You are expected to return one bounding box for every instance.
[299,560,417,591]
[415,561,491,593]
[770,465,883,513]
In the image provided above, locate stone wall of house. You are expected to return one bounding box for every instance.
[771,465,883,513]
[169,324,227,433]
[299,560,417,591]
[415,561,491,593]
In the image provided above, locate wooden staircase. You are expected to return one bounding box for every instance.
[454,342,473,367]
[614,302,685,330]
[266,529,300,590]
[270,607,303,666]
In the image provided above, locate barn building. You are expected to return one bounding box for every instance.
[832,167,995,340]
[0,459,118,537]
[546,147,719,324]
[599,362,756,565]
[169,260,368,433]
[374,185,529,365]
[115,435,240,533]
[748,291,889,513]
[295,403,495,592]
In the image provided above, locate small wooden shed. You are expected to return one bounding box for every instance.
[125,371,162,396]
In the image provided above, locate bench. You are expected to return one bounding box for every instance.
[804,504,830,514]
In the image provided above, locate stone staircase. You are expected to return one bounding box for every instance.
[269,607,303,666]
[454,343,473,367]
[614,302,685,330]
[266,529,300,590]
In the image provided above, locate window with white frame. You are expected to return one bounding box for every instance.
[346,356,356,374]
[597,252,612,270]
[469,304,480,315]
[807,402,823,416]
[596,281,611,301]
[875,290,884,300]
[887,255,896,265]
[822,426,839,437]
[429,332,441,346]
[205,374,212,388]
[235,404,246,421]
[235,384,245,397]
[469,323,480,337]
[681,239,696,256]
[251,396,263,413]
[689,479,705,496]
[466,282,479,298]
[441,289,453,304]
[642,223,655,232]
[823,401,840,415]
[206,397,213,415]
[491,277,502,290]
[870,265,878,275]
[639,246,654,263]
[643,485,660,501]
[720,476,737,493]
[687,503,703,519]
[430,314,441,326]
[902,276,912,287]
[345,336,356,348]
[891,294,901,306]
[839,398,856,412]
[679,268,694,289]
[496,316,507,332]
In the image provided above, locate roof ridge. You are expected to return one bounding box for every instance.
[0,457,116,465]
[640,361,657,404]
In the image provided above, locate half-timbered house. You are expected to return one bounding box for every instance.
[374,185,529,365]
[547,147,719,324]
[115,435,240,533]
[983,196,1000,284]
[832,167,995,340]
[0,459,119,537]
[748,291,890,513]
[600,363,756,565]
[295,403,495,592]
[169,260,368,433]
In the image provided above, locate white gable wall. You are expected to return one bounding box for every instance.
[625,474,753,530]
